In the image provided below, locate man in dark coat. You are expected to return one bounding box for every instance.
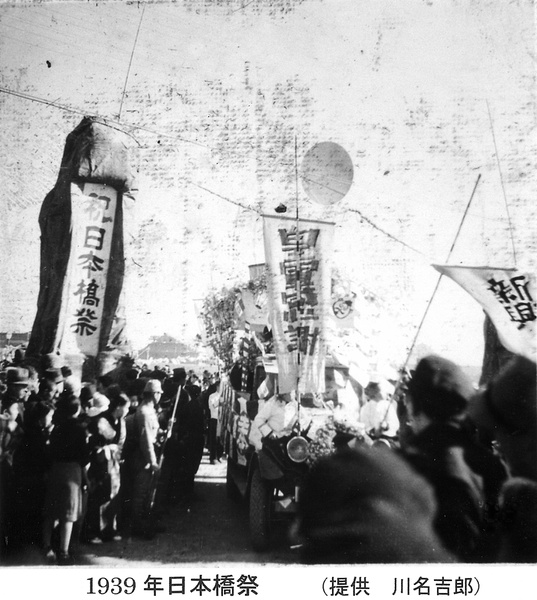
[468,355,537,562]
[400,355,507,562]
[161,368,204,508]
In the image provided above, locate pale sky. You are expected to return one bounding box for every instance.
[0,0,535,372]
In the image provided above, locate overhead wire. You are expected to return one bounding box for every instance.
[4,12,132,57]
[0,6,499,259]
[41,2,209,69]
[300,175,427,257]
[0,30,129,71]
[0,86,204,148]
[179,177,259,213]
[1,10,196,82]
[486,100,517,268]
[0,82,445,256]
[118,3,146,122]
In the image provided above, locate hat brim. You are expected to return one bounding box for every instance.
[86,408,107,418]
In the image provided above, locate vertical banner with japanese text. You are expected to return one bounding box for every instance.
[433,264,537,362]
[263,214,334,394]
[56,182,118,356]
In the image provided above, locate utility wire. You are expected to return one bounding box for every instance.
[301,174,427,257]
[179,177,259,213]
[486,100,517,268]
[118,4,146,122]
[0,86,204,148]
[0,82,435,253]
[1,82,477,260]
[0,86,142,147]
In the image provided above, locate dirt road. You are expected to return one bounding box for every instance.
[41,451,299,567]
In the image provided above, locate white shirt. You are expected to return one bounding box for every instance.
[359,399,399,437]
[208,391,220,420]
[249,397,299,451]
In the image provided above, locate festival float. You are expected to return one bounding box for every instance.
[197,143,384,550]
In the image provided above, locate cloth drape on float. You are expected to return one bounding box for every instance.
[263,214,334,394]
[27,116,138,371]
[434,264,536,362]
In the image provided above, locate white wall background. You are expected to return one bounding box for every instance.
[0,0,534,371]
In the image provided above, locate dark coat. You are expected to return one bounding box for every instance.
[401,420,507,561]
[49,416,90,467]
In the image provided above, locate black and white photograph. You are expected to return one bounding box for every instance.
[0,0,535,595]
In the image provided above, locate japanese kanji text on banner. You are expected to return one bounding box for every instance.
[57,182,118,356]
[433,265,537,362]
[263,214,334,394]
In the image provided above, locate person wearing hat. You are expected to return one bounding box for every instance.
[41,367,65,412]
[11,400,55,551]
[129,379,163,539]
[42,397,89,565]
[468,355,537,482]
[83,393,130,544]
[82,392,111,544]
[0,395,25,558]
[400,355,507,562]
[2,367,30,406]
[86,392,110,419]
[467,355,537,562]
[359,380,399,442]
[1,367,31,437]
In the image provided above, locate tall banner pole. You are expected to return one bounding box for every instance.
[385,174,482,412]
[294,135,301,413]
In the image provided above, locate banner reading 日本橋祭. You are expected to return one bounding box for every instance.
[434,264,537,362]
[263,214,334,394]
[56,182,118,356]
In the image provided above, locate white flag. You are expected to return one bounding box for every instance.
[263,214,334,394]
[433,264,537,362]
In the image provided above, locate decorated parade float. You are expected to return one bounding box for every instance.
[197,146,387,550]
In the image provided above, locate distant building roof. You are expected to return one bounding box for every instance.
[138,334,193,360]
[0,332,30,348]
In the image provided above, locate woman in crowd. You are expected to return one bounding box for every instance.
[84,392,130,543]
[42,397,89,565]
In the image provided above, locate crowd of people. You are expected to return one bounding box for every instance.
[0,351,221,565]
[296,354,537,564]
[1,346,535,566]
